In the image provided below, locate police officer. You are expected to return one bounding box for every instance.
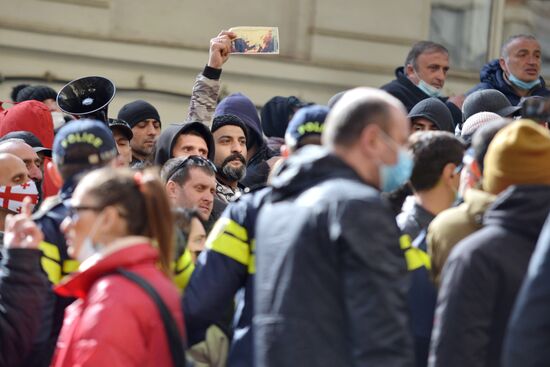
[183,105,329,367]
[27,120,118,366]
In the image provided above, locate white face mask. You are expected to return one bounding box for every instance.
[76,213,104,262]
[51,112,66,130]
[0,181,39,214]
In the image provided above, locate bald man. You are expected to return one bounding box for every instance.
[0,151,39,231]
[0,153,28,186]
[0,139,42,183]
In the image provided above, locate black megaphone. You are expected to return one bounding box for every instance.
[57,76,115,123]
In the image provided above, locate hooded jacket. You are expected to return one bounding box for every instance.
[468,59,550,106]
[154,122,215,166]
[254,146,413,367]
[380,67,462,128]
[52,240,184,367]
[0,100,54,149]
[429,185,550,367]
[215,93,277,191]
[0,100,59,198]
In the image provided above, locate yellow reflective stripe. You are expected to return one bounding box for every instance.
[404,247,431,271]
[400,234,431,271]
[41,257,61,284]
[400,234,412,250]
[63,260,80,276]
[39,241,59,259]
[209,233,249,266]
[39,241,62,284]
[248,240,256,274]
[173,249,195,291]
[206,218,250,266]
[223,218,248,242]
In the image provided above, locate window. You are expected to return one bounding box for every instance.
[502,0,550,78]
[429,0,493,71]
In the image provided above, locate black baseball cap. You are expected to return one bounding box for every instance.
[108,118,133,141]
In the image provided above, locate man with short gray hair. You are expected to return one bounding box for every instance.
[254,87,414,367]
[381,41,462,127]
[468,34,550,105]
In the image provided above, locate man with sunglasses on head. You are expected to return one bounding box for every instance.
[161,155,217,224]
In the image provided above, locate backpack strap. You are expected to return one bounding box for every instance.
[114,268,186,367]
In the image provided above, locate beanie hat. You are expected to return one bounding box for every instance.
[261,96,307,138]
[461,112,502,142]
[53,119,117,166]
[15,85,57,103]
[483,119,550,195]
[211,114,249,141]
[117,100,161,128]
[215,93,261,149]
[285,104,329,149]
[408,98,454,133]
[0,100,54,148]
[463,89,521,121]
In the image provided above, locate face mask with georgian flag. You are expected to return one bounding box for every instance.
[0,180,39,214]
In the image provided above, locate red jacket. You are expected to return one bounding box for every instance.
[51,239,185,367]
[0,100,60,198]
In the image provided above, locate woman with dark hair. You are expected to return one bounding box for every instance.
[51,167,185,367]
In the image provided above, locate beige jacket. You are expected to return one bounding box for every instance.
[427,189,496,287]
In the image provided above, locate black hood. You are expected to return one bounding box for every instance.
[270,145,366,202]
[154,122,215,166]
[484,185,550,241]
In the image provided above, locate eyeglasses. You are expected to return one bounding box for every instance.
[67,205,103,220]
[166,155,217,182]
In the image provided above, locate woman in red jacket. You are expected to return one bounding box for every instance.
[51,167,185,367]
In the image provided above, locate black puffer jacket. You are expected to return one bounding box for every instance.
[254,146,414,367]
[0,248,49,367]
[429,185,550,367]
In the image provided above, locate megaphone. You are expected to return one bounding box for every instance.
[57,76,115,123]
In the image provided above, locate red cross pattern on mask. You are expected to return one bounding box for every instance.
[0,183,39,213]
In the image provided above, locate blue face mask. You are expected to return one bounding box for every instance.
[380,148,413,193]
[414,70,443,97]
[417,80,442,98]
[508,72,541,90]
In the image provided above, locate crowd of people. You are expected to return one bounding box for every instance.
[0,29,549,367]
